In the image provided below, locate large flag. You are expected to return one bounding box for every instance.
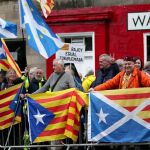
[0,83,23,130]
[19,0,64,59]
[1,39,22,77]
[0,18,17,71]
[26,88,88,143]
[88,88,150,143]
[36,0,54,18]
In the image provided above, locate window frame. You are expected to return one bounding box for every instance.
[57,32,95,76]
[144,33,150,64]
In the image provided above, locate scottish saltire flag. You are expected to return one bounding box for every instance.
[88,88,150,143]
[0,18,17,40]
[0,18,17,71]
[19,0,64,59]
[36,0,54,18]
[1,39,22,77]
[0,83,22,130]
[27,88,88,143]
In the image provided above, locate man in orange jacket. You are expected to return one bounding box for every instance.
[89,56,150,91]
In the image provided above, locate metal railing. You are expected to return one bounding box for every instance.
[1,109,150,150]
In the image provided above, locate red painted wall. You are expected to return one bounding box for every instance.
[46,4,150,77]
[108,4,150,59]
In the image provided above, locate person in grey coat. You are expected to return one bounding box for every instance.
[34,59,75,94]
[33,59,76,150]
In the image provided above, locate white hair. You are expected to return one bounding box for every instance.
[99,53,112,62]
[53,59,64,67]
[29,67,37,74]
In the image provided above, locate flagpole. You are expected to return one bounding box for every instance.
[21,28,25,41]
[4,85,24,150]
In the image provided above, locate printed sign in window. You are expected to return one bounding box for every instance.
[56,44,85,64]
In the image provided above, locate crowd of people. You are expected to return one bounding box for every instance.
[1,54,150,149]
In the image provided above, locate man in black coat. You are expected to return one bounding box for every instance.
[28,67,46,93]
[91,54,119,88]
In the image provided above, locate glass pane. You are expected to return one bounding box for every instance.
[64,38,71,43]
[71,37,84,44]
[147,36,150,61]
[85,37,92,51]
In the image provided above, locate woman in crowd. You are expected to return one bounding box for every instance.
[1,68,18,90]
[65,63,83,91]
[133,56,143,70]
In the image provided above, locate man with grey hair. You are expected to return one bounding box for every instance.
[34,59,75,150]
[91,53,119,88]
[34,58,75,93]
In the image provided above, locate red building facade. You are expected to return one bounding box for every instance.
[46,4,150,76]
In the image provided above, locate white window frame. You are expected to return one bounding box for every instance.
[57,32,95,76]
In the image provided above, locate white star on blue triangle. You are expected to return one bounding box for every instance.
[27,97,55,142]
[34,109,46,125]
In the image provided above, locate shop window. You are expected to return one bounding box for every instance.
[58,32,95,77]
[146,36,150,61]
[63,36,92,51]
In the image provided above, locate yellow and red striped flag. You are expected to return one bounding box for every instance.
[36,0,54,18]
[1,38,22,77]
[27,88,88,143]
[88,88,150,142]
[0,83,22,130]
[0,59,9,71]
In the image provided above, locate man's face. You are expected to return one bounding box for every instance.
[99,57,110,69]
[124,61,135,74]
[53,61,63,73]
[35,69,43,81]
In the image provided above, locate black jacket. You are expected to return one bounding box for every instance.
[28,78,46,93]
[91,63,119,88]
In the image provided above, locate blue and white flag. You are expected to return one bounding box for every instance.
[0,18,17,59]
[19,0,64,59]
[88,90,150,143]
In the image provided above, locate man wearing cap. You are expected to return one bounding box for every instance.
[89,56,150,91]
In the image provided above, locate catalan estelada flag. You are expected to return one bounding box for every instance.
[0,83,23,130]
[1,39,22,77]
[0,59,9,71]
[27,88,88,143]
[88,88,150,143]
